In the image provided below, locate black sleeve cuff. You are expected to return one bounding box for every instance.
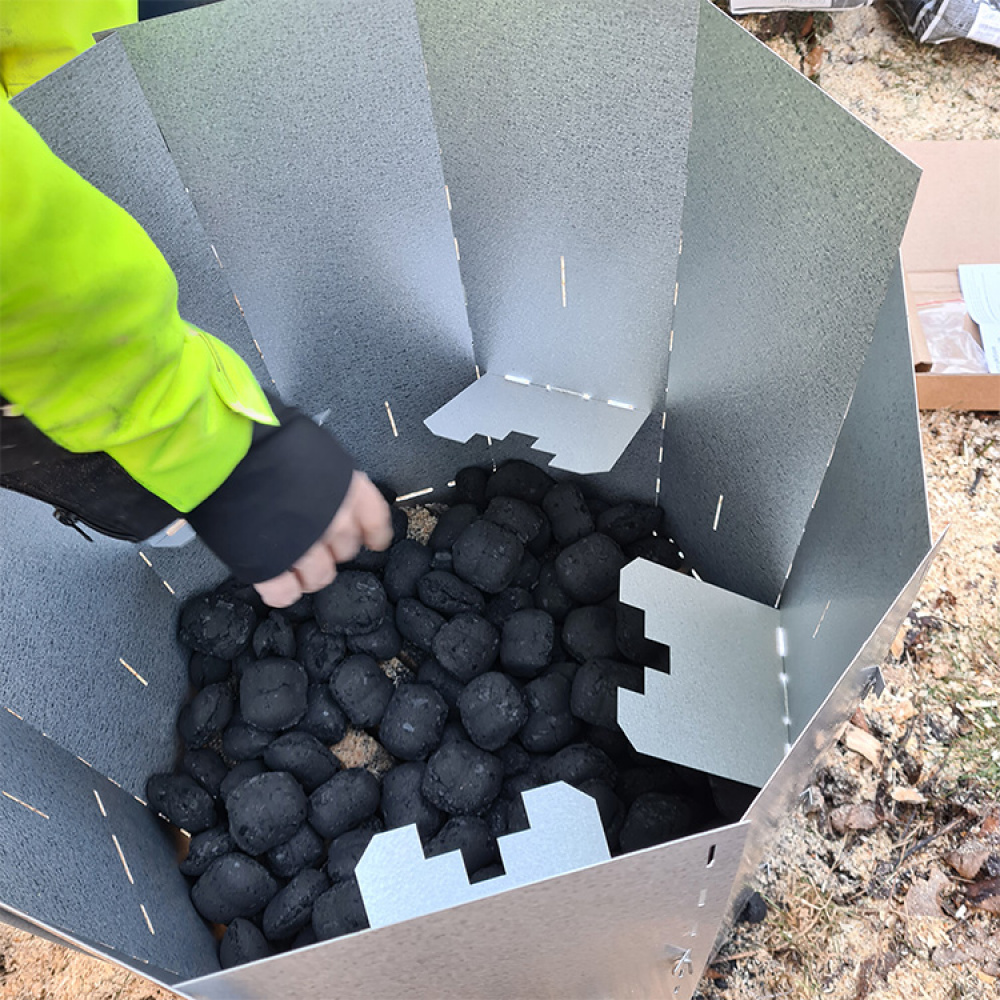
[187,402,355,583]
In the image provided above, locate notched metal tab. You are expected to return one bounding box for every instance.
[356,781,610,929]
[617,559,787,788]
[861,664,886,699]
[424,373,649,474]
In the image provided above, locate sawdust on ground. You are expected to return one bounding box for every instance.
[1,6,998,999]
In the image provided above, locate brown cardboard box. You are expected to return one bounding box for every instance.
[897,140,1000,411]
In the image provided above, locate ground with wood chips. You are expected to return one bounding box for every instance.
[1,5,998,998]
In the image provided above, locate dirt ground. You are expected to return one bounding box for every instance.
[1,4,997,999]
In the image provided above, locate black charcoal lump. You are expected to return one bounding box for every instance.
[417,570,485,616]
[452,466,488,508]
[540,744,617,788]
[380,762,443,839]
[422,741,503,816]
[484,587,534,629]
[485,460,554,505]
[570,659,644,730]
[309,768,381,839]
[219,918,272,970]
[532,563,575,622]
[416,657,465,712]
[626,533,683,570]
[346,617,402,661]
[542,482,595,546]
[452,520,524,595]
[263,732,340,793]
[518,672,580,753]
[296,684,348,744]
[500,609,555,678]
[222,720,274,762]
[429,503,480,551]
[395,597,445,651]
[378,683,448,761]
[253,612,296,659]
[325,827,378,883]
[554,533,627,604]
[178,683,234,749]
[562,606,619,663]
[219,760,265,804]
[192,853,278,924]
[426,816,499,874]
[618,793,696,853]
[188,652,230,688]
[484,497,550,556]
[262,868,329,942]
[180,826,236,878]
[313,571,387,636]
[596,502,662,547]
[240,658,309,731]
[312,878,370,941]
[295,621,346,682]
[146,773,217,834]
[432,613,499,683]
[178,592,256,660]
[579,779,626,850]
[457,672,528,752]
[330,655,393,728]
[266,822,325,879]
[383,539,433,602]
[227,772,308,856]
[181,748,228,798]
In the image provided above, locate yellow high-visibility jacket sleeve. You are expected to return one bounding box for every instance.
[0,100,279,512]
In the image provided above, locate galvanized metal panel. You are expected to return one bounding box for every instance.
[118,0,488,495]
[414,0,698,412]
[779,259,931,735]
[0,710,218,983]
[0,490,188,796]
[180,821,748,1000]
[11,35,269,386]
[660,2,921,607]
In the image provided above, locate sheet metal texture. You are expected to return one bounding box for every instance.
[180,822,747,1000]
[779,260,931,736]
[715,539,941,952]
[0,710,219,983]
[11,35,268,386]
[414,0,698,412]
[0,490,187,797]
[118,0,488,497]
[660,2,921,607]
[618,561,786,788]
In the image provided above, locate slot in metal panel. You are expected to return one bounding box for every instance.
[0,710,218,983]
[415,0,699,412]
[660,2,921,607]
[118,0,487,493]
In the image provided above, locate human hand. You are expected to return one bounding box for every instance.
[254,471,392,608]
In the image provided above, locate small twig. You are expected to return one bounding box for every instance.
[897,814,970,868]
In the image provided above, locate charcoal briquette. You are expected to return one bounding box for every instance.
[426,816,499,874]
[312,878,369,941]
[541,482,595,546]
[145,773,217,833]
[737,891,768,925]
[596,502,662,547]
[484,797,511,838]
[378,683,448,760]
[181,748,228,798]
[578,778,625,850]
[346,617,402,660]
[222,719,273,761]
[309,768,381,839]
[432,612,499,683]
[263,732,341,792]
[214,578,268,616]
[547,660,581,683]
[219,760,265,804]
[708,774,760,822]
[266,821,325,879]
[391,504,408,543]
[180,826,236,878]
[232,648,255,679]
[457,672,528,752]
[383,539,433,603]
[511,551,541,589]
[296,684,348,744]
[569,659,644,730]
[178,683,234,749]
[240,657,309,731]
[496,741,531,776]
[379,761,443,839]
[416,657,465,711]
[429,503,479,551]
[518,672,580,753]
[280,592,315,623]
[295,621,346,682]
[485,460,554,505]
[452,520,524,595]
[585,724,636,764]
[484,587,534,629]
[562,605,619,663]
[554,533,626,604]
[422,741,503,816]
[615,763,684,805]
[188,652,230,688]
[417,570,485,617]
[344,545,389,574]
[430,550,453,571]
[483,497,551,556]
[533,563,575,623]
[325,826,377,883]
[313,571,388,637]
[618,792,696,853]
[191,853,278,924]
[470,863,505,884]
[452,466,489,508]
[219,917,272,969]
[330,655,394,728]
[395,597,445,652]
[500,609,555,678]
[227,771,308,855]
[178,592,257,660]
[262,868,329,942]
[539,743,617,788]
[625,534,683,571]
[293,926,317,949]
[439,719,470,744]
[252,612,297,659]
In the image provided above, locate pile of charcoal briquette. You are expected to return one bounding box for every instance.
[148,460,757,969]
